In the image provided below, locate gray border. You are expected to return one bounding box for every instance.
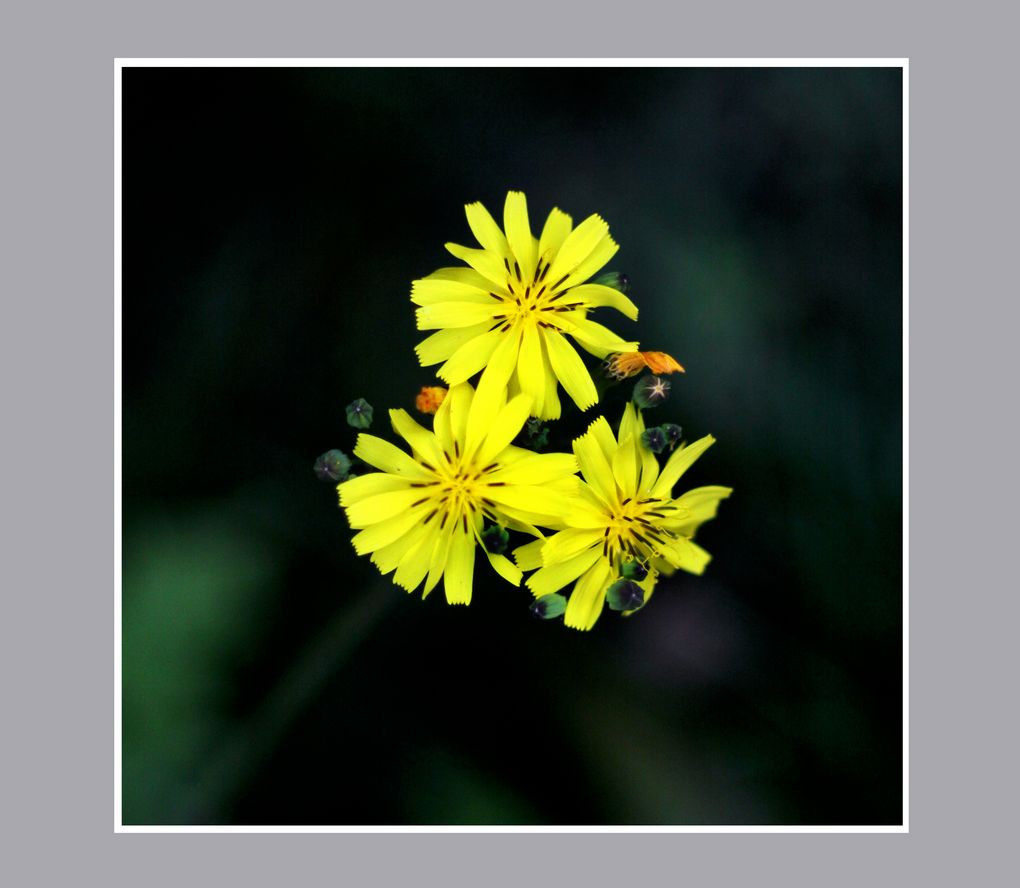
[5,0,1017,881]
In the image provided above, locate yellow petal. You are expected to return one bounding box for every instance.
[545,214,609,285]
[564,558,612,631]
[542,328,598,412]
[437,329,504,385]
[475,393,533,468]
[416,301,499,330]
[503,191,537,280]
[423,516,455,596]
[573,427,617,503]
[611,433,639,496]
[512,537,546,571]
[487,452,578,486]
[483,483,567,516]
[537,207,573,266]
[486,552,523,586]
[445,241,507,287]
[465,329,521,456]
[516,324,546,418]
[651,435,716,498]
[338,472,411,507]
[345,487,436,529]
[566,317,639,359]
[465,201,509,255]
[658,535,712,575]
[667,486,733,536]
[392,526,437,592]
[541,528,604,565]
[585,415,618,461]
[538,336,562,420]
[410,278,493,306]
[415,323,492,366]
[617,402,642,445]
[557,235,619,292]
[446,381,473,447]
[527,546,602,597]
[351,506,427,555]
[371,521,428,575]
[423,266,499,291]
[354,434,430,480]
[443,521,476,604]
[432,384,455,455]
[567,283,638,320]
[638,443,660,497]
[389,409,446,468]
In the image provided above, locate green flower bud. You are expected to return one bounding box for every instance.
[632,375,670,409]
[592,271,630,293]
[606,578,645,612]
[661,423,683,450]
[530,593,567,620]
[313,449,352,482]
[518,417,549,451]
[481,523,510,555]
[620,560,648,581]
[345,398,374,429]
[641,427,667,454]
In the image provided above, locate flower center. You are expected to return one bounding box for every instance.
[409,454,505,534]
[489,255,583,331]
[599,497,687,567]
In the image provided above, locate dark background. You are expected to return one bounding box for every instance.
[122,67,902,825]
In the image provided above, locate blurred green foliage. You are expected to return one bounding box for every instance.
[123,67,902,825]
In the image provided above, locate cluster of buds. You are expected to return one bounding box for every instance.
[641,422,683,454]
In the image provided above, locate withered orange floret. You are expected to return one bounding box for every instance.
[415,385,448,415]
[605,350,685,380]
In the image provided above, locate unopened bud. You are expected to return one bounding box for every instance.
[606,579,645,612]
[345,398,374,429]
[481,523,510,555]
[620,560,648,581]
[641,427,667,454]
[660,423,683,450]
[314,449,352,482]
[518,417,549,450]
[592,271,630,293]
[530,593,567,620]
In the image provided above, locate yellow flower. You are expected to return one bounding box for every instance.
[412,191,639,424]
[338,382,578,605]
[515,404,731,631]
